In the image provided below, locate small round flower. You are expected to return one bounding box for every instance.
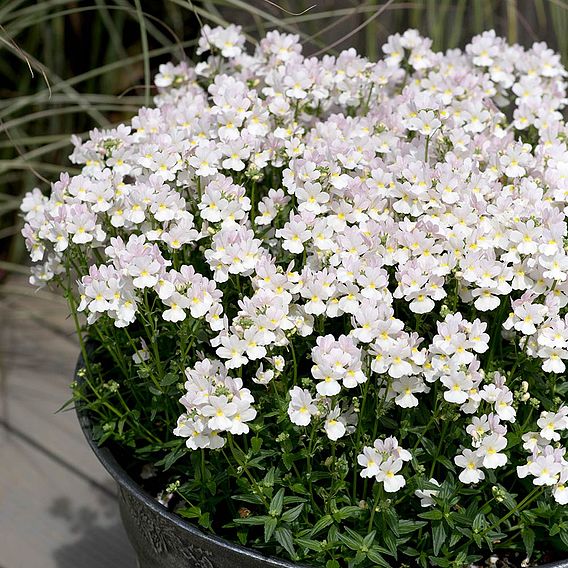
[454,449,485,484]
[287,386,318,426]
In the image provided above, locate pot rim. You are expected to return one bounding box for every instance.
[74,349,568,568]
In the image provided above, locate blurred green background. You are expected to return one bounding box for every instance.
[1,0,567,280]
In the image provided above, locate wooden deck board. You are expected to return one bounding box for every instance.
[0,276,137,568]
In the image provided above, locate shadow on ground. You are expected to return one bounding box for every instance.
[50,493,137,568]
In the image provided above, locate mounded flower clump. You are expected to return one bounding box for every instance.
[22,25,568,566]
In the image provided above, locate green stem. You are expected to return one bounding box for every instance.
[226,435,269,509]
[429,419,450,478]
[352,379,372,500]
[460,487,543,553]
[140,289,165,385]
[289,339,298,386]
[368,483,383,532]
[484,487,542,538]
[306,420,322,514]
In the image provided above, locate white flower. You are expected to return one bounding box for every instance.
[201,395,237,431]
[253,364,274,385]
[272,355,286,372]
[162,292,190,322]
[553,470,568,504]
[479,433,508,469]
[494,389,516,422]
[454,449,485,484]
[132,339,150,364]
[228,399,257,435]
[522,431,547,452]
[276,214,311,254]
[537,408,568,441]
[313,365,342,396]
[406,110,441,136]
[376,458,406,492]
[358,437,410,491]
[528,454,562,486]
[324,406,347,441]
[216,335,249,369]
[287,386,318,426]
[441,371,473,404]
[392,375,427,408]
[415,478,440,507]
[358,446,382,479]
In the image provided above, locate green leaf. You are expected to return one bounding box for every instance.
[449,531,462,547]
[352,551,367,566]
[294,537,322,552]
[421,437,437,456]
[310,514,334,536]
[383,530,398,558]
[436,456,455,472]
[521,527,535,559]
[367,547,392,568]
[335,505,364,521]
[432,522,447,556]
[283,496,307,505]
[282,452,294,471]
[269,488,285,517]
[362,530,376,549]
[233,515,270,526]
[177,505,201,519]
[263,467,277,487]
[472,513,486,533]
[326,561,340,568]
[237,529,248,546]
[231,493,264,505]
[383,508,399,537]
[495,484,517,510]
[274,526,296,559]
[418,509,443,521]
[205,479,217,495]
[451,512,472,527]
[281,503,304,523]
[264,517,278,542]
[344,526,366,545]
[251,436,262,454]
[338,530,362,552]
[155,443,186,471]
[159,372,179,387]
[198,512,211,529]
[398,519,427,534]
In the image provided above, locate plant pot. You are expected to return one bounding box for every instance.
[74,352,568,568]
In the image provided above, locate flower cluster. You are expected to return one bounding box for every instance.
[517,407,568,504]
[22,23,568,564]
[358,437,412,492]
[174,358,256,449]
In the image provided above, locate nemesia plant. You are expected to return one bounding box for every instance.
[21,25,568,566]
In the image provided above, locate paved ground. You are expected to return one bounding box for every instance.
[0,276,137,568]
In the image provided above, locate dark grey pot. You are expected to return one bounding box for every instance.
[75,352,568,568]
